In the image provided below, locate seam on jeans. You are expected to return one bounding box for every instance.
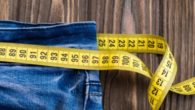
[0,20,95,26]
[0,20,61,26]
[0,22,95,31]
[85,82,101,85]
[83,70,89,110]
[85,93,102,96]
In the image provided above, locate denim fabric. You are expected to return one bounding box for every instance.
[0,21,102,110]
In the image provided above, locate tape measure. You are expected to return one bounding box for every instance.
[0,34,194,110]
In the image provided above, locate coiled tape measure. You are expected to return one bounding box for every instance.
[0,34,194,110]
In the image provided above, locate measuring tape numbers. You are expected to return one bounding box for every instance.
[0,34,194,110]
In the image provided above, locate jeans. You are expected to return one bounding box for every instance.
[0,21,103,110]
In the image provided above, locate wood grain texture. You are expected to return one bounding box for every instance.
[0,0,195,110]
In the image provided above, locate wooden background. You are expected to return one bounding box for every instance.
[0,0,194,110]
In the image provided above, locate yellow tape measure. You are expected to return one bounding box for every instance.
[0,34,194,110]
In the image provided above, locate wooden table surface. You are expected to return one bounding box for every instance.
[0,0,194,110]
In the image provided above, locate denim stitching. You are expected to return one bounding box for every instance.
[0,21,96,31]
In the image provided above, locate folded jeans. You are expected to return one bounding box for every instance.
[0,21,103,110]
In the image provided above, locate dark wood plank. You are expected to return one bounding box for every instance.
[0,0,194,110]
[0,0,8,19]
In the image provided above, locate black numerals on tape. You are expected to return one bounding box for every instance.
[40,52,47,59]
[19,50,27,58]
[183,85,192,92]
[149,97,155,105]
[71,54,79,62]
[50,52,58,61]
[99,39,106,47]
[102,56,109,64]
[92,56,99,64]
[0,48,6,56]
[109,40,115,47]
[61,53,68,61]
[9,49,16,57]
[118,40,125,47]
[98,38,166,52]
[133,59,139,67]
[122,56,129,65]
[152,87,159,96]
[112,56,119,64]
[30,52,37,59]
[193,82,195,88]
[128,40,135,47]
[138,40,145,47]
[148,40,155,48]
[157,43,163,49]
[156,78,164,86]
[82,55,89,63]
[166,60,172,69]
[161,68,168,77]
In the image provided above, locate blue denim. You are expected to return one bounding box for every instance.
[0,21,103,110]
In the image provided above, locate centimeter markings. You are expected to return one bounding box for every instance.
[98,34,176,109]
[97,34,194,110]
[148,47,177,110]
[97,34,166,54]
[97,34,177,109]
[170,77,195,95]
[0,34,194,110]
[0,42,151,77]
